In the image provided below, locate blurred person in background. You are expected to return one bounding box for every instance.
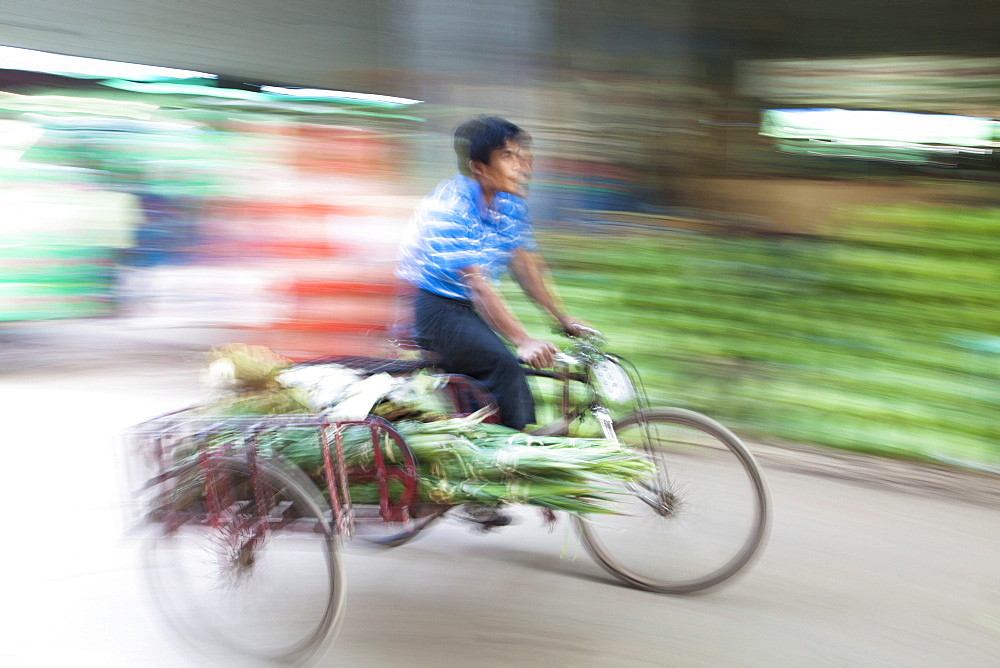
[396,116,585,434]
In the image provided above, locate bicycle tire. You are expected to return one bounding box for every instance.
[574,408,770,594]
[354,505,449,548]
[142,456,344,664]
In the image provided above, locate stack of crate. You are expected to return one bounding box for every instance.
[252,269,403,361]
[204,121,417,360]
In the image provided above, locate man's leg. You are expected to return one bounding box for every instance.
[414,290,534,430]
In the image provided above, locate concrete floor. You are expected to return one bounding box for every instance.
[1,320,998,666]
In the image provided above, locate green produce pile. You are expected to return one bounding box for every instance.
[521,203,999,469]
[240,411,652,513]
[188,347,654,513]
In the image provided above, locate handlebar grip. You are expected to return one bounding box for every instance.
[554,352,578,365]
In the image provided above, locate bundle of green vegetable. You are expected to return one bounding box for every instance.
[190,347,654,514]
[524,203,1000,468]
[272,411,652,513]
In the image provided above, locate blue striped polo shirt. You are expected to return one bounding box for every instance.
[396,174,537,301]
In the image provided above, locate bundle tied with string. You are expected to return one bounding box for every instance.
[190,345,654,513]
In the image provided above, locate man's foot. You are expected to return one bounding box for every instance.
[458,504,514,529]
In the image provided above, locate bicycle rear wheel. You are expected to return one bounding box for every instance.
[574,408,770,594]
[142,456,344,664]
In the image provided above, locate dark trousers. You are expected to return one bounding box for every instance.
[413,289,535,430]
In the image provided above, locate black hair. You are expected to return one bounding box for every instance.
[453,115,528,175]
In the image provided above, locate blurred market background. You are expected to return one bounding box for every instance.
[1,0,998,470]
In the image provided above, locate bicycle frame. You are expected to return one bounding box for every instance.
[524,366,591,437]
[525,336,653,441]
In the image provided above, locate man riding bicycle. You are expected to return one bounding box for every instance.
[396,115,585,432]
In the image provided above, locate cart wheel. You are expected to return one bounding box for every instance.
[355,503,451,547]
[345,419,429,547]
[142,456,344,664]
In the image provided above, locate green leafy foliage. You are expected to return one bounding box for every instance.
[515,204,999,468]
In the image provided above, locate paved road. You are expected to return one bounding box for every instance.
[1,321,998,666]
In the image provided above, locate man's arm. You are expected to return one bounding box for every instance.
[461,267,557,369]
[508,248,586,335]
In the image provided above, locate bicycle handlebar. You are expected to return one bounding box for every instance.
[553,324,602,339]
[518,327,606,370]
[554,351,579,366]
[568,324,602,339]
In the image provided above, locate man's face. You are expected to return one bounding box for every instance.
[472,139,533,199]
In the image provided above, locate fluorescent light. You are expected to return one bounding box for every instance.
[102,79,264,100]
[0,44,215,81]
[260,86,422,106]
[762,108,995,148]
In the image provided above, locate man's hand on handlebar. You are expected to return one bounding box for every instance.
[516,337,559,369]
[557,315,593,338]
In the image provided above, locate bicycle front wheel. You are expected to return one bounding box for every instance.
[142,456,344,664]
[574,408,770,594]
